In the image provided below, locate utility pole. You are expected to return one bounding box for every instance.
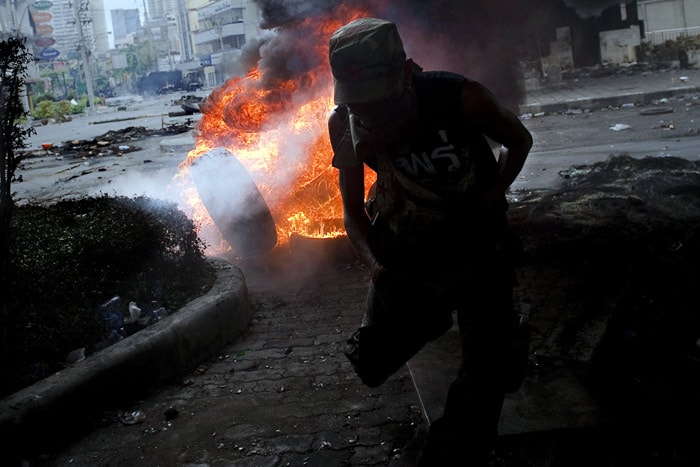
[74,0,95,111]
[142,0,156,72]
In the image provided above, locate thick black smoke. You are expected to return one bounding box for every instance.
[255,0,352,29]
[242,0,625,111]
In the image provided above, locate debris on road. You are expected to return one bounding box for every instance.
[609,123,631,131]
[19,124,193,161]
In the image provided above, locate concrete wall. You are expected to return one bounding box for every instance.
[600,25,642,65]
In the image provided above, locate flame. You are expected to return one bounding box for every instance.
[178,9,376,254]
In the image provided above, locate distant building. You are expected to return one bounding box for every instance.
[638,0,700,44]
[187,0,262,85]
[147,0,174,24]
[111,9,141,42]
[0,0,34,40]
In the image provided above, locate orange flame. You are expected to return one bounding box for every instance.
[179,9,376,254]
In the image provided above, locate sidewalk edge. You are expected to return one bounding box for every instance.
[0,257,250,443]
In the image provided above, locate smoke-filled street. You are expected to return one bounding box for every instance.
[8,64,699,465]
[4,0,700,463]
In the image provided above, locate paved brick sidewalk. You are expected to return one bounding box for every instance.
[42,256,427,466]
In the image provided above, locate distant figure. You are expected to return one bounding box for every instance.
[327,18,533,465]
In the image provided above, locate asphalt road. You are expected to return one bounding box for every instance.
[17,91,700,205]
[513,97,700,192]
[25,93,204,149]
[15,93,202,206]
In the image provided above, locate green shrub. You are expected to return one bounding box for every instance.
[32,100,54,120]
[70,99,86,114]
[1,195,216,398]
[55,100,72,116]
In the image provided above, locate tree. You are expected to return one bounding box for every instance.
[0,37,35,371]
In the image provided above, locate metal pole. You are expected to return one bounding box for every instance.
[75,0,95,110]
[142,0,155,72]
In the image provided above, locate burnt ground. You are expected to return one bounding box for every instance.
[500,154,700,466]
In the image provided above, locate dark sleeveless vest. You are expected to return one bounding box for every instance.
[365,71,503,236]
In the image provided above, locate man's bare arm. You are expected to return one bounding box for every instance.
[338,165,382,279]
[461,81,533,202]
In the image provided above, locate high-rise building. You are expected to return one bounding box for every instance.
[188,0,261,83]
[111,9,141,43]
[147,0,174,22]
[0,0,35,40]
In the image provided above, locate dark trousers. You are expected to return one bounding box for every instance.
[344,247,524,465]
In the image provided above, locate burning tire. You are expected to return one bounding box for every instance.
[191,147,277,257]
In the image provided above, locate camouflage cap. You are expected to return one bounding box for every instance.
[329,18,406,105]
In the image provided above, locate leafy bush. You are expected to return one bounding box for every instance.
[1,195,216,398]
[55,100,72,117]
[638,35,700,62]
[71,98,86,114]
[31,99,86,120]
[32,100,54,120]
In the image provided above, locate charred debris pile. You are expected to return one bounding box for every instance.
[20,124,194,162]
[510,154,700,456]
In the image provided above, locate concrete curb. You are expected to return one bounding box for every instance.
[519,84,700,115]
[0,257,249,445]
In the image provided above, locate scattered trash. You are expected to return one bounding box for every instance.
[98,295,125,338]
[150,306,169,323]
[176,95,203,115]
[559,166,593,179]
[20,125,192,161]
[640,107,674,116]
[125,301,141,324]
[96,296,171,350]
[610,123,631,131]
[120,410,146,425]
[621,103,635,108]
[319,441,332,450]
[65,348,85,365]
[41,143,52,150]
